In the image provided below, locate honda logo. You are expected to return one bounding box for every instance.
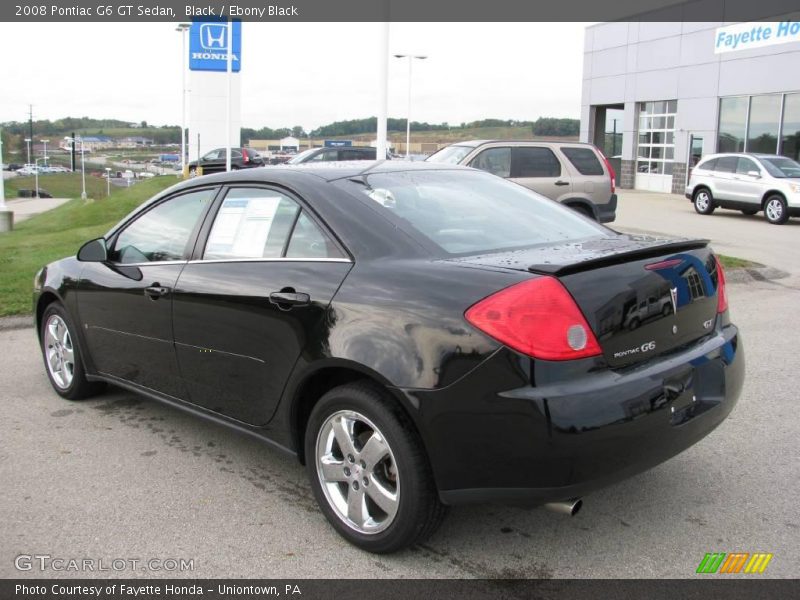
[200,24,227,50]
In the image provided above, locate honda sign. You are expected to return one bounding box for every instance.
[189,19,242,72]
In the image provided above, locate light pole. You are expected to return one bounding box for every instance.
[34,156,49,198]
[0,129,11,232]
[394,54,427,159]
[24,138,32,165]
[105,168,111,196]
[41,139,49,166]
[67,136,87,200]
[176,23,190,177]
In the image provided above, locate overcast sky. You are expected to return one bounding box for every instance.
[0,22,590,130]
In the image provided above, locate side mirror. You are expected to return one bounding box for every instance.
[77,238,108,262]
[747,170,761,178]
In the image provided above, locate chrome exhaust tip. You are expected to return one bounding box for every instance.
[543,498,583,516]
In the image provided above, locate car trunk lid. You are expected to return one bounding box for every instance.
[449,234,722,368]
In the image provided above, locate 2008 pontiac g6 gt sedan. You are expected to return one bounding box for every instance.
[34,162,744,553]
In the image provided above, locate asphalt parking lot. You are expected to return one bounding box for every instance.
[1,191,798,579]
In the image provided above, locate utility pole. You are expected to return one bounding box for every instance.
[71,131,76,172]
[28,105,34,152]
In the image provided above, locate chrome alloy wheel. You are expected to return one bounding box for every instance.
[766,198,783,221]
[44,314,75,389]
[315,410,399,534]
[695,191,710,212]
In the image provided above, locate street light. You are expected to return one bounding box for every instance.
[40,139,49,166]
[24,138,32,165]
[176,23,190,177]
[66,136,87,200]
[393,54,427,159]
[34,156,49,198]
[105,168,111,196]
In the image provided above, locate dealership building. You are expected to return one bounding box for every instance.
[581,19,800,193]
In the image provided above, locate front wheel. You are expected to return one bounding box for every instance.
[305,382,447,553]
[40,303,105,400]
[693,189,715,215]
[764,195,789,225]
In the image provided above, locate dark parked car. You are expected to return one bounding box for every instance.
[187,147,264,176]
[287,146,386,164]
[34,163,743,553]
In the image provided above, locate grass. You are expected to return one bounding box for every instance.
[325,125,578,145]
[0,177,177,316]
[718,254,760,269]
[4,173,108,200]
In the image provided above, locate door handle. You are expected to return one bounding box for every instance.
[554,180,569,186]
[144,285,170,299]
[269,291,311,308]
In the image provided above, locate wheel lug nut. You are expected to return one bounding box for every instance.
[363,477,369,486]
[360,460,366,469]
[347,454,355,463]
[343,467,351,476]
[352,481,359,491]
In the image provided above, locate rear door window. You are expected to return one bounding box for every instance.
[697,158,717,171]
[204,188,300,260]
[560,147,604,175]
[736,157,758,174]
[715,156,738,173]
[511,147,562,177]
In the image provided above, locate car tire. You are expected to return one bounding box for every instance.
[305,381,447,553]
[740,209,758,216]
[693,188,715,215]
[40,303,105,400]
[764,195,789,225]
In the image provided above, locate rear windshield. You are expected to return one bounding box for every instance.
[560,147,605,175]
[425,145,474,165]
[348,170,609,255]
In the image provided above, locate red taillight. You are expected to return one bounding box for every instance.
[465,277,602,361]
[715,256,728,313]
[599,150,616,194]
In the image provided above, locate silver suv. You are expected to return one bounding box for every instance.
[426,140,617,222]
[685,153,800,225]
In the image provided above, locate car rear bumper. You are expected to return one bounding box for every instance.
[598,193,617,223]
[404,323,743,506]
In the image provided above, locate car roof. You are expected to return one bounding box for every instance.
[701,152,782,160]
[444,139,597,148]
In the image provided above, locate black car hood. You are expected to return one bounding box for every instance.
[445,234,709,276]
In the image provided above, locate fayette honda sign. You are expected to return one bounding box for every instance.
[189,19,242,72]
[715,20,800,54]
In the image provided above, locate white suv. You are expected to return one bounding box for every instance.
[685,153,800,225]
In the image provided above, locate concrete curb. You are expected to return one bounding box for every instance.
[725,265,790,284]
[0,315,34,331]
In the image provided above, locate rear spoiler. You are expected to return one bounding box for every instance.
[528,238,710,277]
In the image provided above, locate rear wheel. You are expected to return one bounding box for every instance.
[40,303,105,400]
[305,382,447,553]
[764,195,789,225]
[693,189,715,215]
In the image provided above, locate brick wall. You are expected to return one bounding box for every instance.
[619,160,635,189]
[671,163,687,195]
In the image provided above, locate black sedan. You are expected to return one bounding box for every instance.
[187,147,264,176]
[34,162,744,553]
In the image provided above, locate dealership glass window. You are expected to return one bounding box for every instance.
[747,95,781,154]
[781,93,800,161]
[636,100,677,176]
[718,97,748,153]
